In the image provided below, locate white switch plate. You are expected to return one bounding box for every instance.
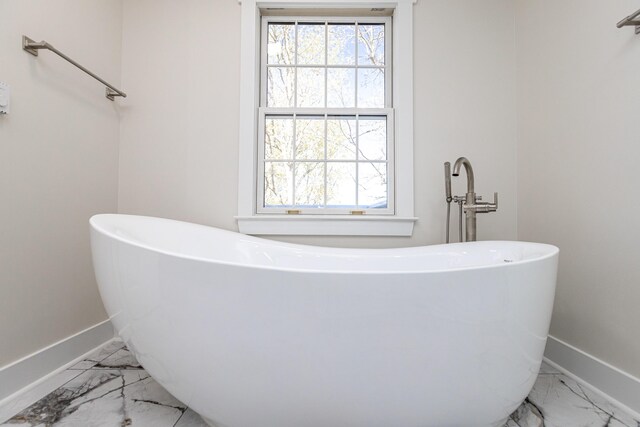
[0,81,10,115]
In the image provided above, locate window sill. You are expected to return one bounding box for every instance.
[236,215,417,236]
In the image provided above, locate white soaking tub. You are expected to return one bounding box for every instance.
[90,214,558,427]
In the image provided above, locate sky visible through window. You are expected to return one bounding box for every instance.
[261,20,389,211]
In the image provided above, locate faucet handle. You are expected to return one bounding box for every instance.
[486,192,498,212]
[483,192,498,212]
[469,192,498,213]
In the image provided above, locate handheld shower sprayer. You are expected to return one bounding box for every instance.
[444,162,452,243]
[444,162,452,203]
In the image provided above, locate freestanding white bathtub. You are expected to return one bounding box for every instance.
[90,214,558,427]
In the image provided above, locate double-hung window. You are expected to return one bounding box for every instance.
[237,1,417,236]
[258,17,393,215]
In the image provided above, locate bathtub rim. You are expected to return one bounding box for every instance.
[90,213,559,275]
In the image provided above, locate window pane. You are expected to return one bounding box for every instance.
[358,117,386,161]
[295,117,325,160]
[261,19,392,213]
[357,68,384,108]
[328,24,355,65]
[295,162,325,207]
[297,68,325,107]
[297,24,325,65]
[327,117,356,160]
[264,162,293,207]
[267,67,295,107]
[327,163,356,207]
[267,24,295,65]
[358,162,387,208]
[265,117,294,160]
[357,24,385,66]
[327,68,355,108]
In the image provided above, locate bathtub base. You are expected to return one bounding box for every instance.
[202,417,220,427]
[199,413,512,427]
[494,416,511,427]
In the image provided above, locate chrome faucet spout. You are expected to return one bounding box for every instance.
[452,157,474,194]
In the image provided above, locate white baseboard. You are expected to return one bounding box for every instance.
[0,320,114,403]
[544,334,640,418]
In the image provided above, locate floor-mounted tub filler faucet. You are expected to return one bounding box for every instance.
[444,157,498,242]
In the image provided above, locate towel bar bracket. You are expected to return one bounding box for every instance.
[106,88,125,101]
[22,36,42,56]
[617,8,640,34]
[618,20,640,34]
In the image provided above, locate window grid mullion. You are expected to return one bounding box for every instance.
[294,21,299,109]
[324,23,328,110]
[265,64,384,69]
[323,23,328,209]
[323,114,328,208]
[292,112,297,206]
[264,107,392,116]
[355,113,359,206]
[264,159,389,164]
[355,22,359,109]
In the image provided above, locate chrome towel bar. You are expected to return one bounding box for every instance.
[22,35,126,101]
[617,7,640,34]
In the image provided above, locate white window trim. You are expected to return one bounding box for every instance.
[236,0,417,236]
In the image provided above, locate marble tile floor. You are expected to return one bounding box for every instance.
[0,340,638,427]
